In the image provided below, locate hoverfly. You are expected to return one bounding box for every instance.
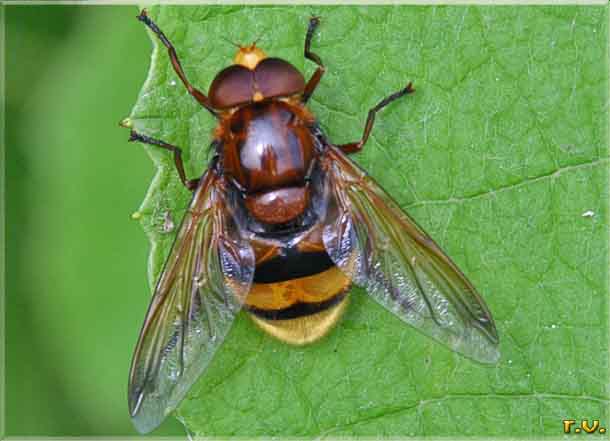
[125,10,500,434]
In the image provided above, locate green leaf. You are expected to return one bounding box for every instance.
[129,5,609,437]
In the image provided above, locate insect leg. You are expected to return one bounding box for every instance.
[128,130,200,191]
[137,9,217,117]
[302,16,325,104]
[337,82,415,154]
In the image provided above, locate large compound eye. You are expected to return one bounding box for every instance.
[254,58,305,100]
[209,65,254,109]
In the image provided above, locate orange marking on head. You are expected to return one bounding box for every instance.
[253,91,264,102]
[234,43,267,70]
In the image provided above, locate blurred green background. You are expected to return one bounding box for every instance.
[6,5,183,436]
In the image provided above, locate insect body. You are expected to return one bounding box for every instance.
[126,10,499,434]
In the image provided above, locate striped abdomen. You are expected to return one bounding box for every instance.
[244,228,351,345]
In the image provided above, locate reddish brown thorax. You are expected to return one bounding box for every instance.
[212,44,316,225]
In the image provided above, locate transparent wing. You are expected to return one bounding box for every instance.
[322,146,499,363]
[128,171,255,433]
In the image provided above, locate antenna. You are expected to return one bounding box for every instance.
[221,36,241,49]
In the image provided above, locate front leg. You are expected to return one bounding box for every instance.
[338,82,415,154]
[137,9,217,117]
[302,16,325,104]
